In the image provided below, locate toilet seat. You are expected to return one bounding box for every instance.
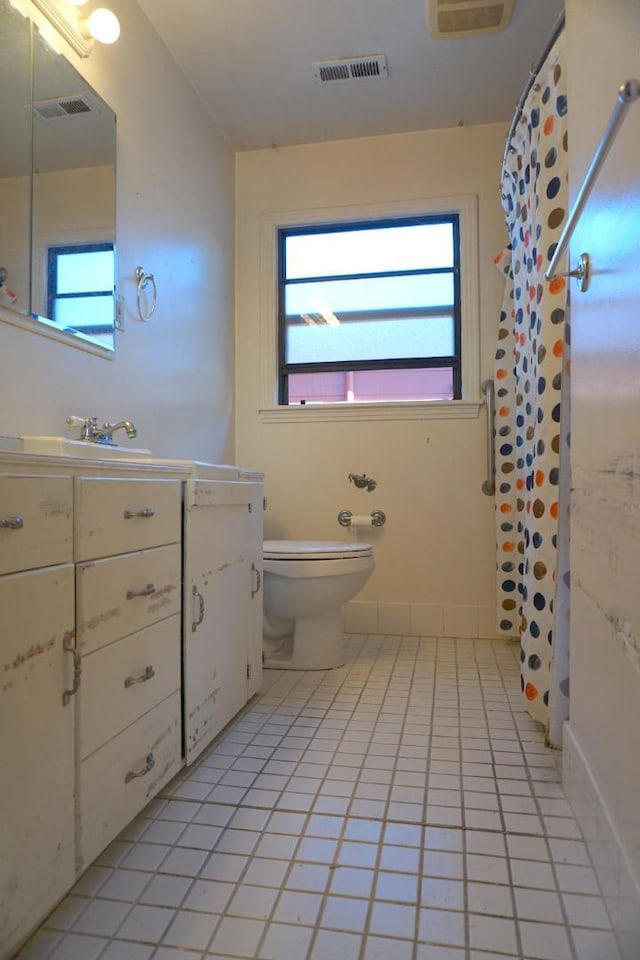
[264,539,373,561]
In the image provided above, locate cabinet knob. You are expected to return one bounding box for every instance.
[123,507,155,519]
[0,515,23,530]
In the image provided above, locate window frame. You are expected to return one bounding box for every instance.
[46,240,115,337]
[258,195,481,422]
[277,214,462,405]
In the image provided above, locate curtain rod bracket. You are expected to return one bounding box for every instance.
[551,252,591,293]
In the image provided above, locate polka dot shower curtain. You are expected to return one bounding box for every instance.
[493,31,570,740]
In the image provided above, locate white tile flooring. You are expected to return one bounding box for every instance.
[18,635,622,960]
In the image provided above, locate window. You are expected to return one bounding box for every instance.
[46,242,115,349]
[278,215,461,405]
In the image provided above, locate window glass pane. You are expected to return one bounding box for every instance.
[52,294,114,332]
[288,371,349,404]
[288,367,454,404]
[286,315,455,364]
[56,249,114,294]
[285,222,454,279]
[285,272,454,319]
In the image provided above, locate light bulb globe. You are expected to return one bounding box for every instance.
[87,8,120,44]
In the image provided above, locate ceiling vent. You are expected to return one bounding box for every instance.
[426,0,515,38]
[33,95,97,122]
[312,54,388,84]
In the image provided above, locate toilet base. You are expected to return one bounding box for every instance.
[263,607,345,671]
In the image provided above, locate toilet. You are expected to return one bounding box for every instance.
[262,540,374,670]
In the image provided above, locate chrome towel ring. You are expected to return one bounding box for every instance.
[135,265,157,321]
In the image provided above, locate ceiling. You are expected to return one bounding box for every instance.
[137,0,564,152]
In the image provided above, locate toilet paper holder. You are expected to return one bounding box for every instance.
[338,509,386,528]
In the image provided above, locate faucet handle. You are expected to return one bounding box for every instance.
[66,415,97,440]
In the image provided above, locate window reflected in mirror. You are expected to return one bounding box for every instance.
[47,242,115,349]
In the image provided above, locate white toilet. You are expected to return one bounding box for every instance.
[262,540,374,670]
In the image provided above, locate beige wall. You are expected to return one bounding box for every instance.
[564,0,640,951]
[0,0,235,462]
[235,124,507,625]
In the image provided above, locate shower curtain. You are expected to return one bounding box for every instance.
[493,31,570,741]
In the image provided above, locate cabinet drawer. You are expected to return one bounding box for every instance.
[78,615,180,760]
[78,691,182,870]
[77,544,181,655]
[0,475,73,575]
[75,478,181,561]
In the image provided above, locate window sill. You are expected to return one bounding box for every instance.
[258,400,482,423]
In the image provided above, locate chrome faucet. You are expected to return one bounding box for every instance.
[66,416,137,446]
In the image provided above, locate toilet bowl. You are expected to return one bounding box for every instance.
[262,540,374,670]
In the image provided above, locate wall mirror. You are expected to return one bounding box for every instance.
[0,0,116,353]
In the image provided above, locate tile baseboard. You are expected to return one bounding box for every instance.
[344,600,508,639]
[563,721,640,958]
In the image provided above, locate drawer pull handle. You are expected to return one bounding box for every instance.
[62,632,81,706]
[124,665,155,688]
[123,507,155,519]
[125,752,155,783]
[192,585,205,633]
[126,583,156,600]
[251,562,262,599]
[0,515,23,530]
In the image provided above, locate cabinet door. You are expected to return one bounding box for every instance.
[183,480,263,764]
[0,564,75,957]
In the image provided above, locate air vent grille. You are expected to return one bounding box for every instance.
[34,95,96,121]
[312,54,388,84]
[426,0,515,37]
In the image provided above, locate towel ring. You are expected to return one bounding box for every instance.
[135,266,157,321]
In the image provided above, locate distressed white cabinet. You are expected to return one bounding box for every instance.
[0,456,264,955]
[183,478,264,764]
[74,477,183,870]
[0,476,75,959]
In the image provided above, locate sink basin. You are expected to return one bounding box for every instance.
[20,436,153,459]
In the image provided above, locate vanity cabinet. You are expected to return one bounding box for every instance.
[183,478,264,763]
[0,456,264,956]
[0,476,76,959]
[74,477,183,869]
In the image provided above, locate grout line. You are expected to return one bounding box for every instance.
[27,637,623,960]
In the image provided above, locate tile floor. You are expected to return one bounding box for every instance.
[18,635,622,960]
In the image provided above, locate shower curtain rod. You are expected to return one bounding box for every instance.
[501,9,566,170]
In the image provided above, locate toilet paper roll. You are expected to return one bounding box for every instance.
[349,514,373,527]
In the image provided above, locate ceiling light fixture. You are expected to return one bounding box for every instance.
[30,0,120,57]
[82,7,120,44]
